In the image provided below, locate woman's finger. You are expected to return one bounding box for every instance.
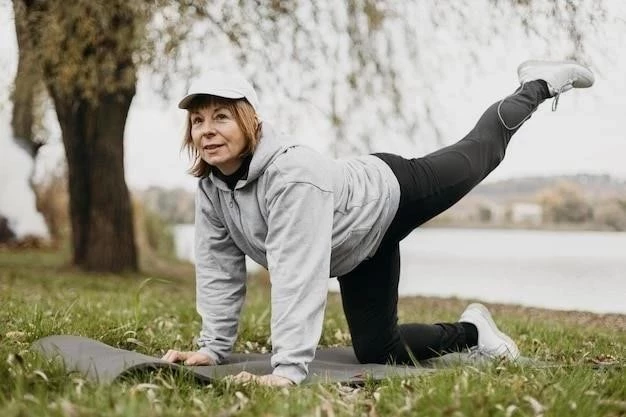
[184,352,214,366]
[161,349,176,362]
[162,350,187,363]
[257,374,295,387]
[231,371,257,383]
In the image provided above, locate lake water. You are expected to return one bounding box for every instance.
[174,225,626,315]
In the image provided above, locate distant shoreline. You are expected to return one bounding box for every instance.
[422,220,626,233]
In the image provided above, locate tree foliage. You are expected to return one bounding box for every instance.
[156,0,614,155]
[24,1,148,101]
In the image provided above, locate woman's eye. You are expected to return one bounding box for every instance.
[215,113,228,120]
[191,117,202,125]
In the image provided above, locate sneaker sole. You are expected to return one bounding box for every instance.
[517,59,595,88]
[466,303,520,359]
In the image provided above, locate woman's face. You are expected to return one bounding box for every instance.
[190,104,247,175]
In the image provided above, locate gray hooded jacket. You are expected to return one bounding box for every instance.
[194,123,400,383]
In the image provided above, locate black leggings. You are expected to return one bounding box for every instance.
[338,81,550,364]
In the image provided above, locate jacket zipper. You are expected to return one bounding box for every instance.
[230,190,244,234]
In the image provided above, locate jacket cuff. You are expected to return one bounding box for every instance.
[197,347,220,364]
[272,364,307,385]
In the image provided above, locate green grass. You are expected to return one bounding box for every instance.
[0,248,624,416]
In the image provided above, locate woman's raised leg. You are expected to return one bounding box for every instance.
[376,60,594,244]
[376,80,550,243]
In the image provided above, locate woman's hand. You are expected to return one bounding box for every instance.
[229,371,295,387]
[161,350,215,366]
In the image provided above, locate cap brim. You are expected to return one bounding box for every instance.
[178,90,246,109]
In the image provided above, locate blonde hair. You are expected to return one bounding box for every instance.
[182,96,261,177]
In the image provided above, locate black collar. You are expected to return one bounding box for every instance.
[211,154,253,190]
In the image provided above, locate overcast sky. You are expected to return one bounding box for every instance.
[1,2,625,193]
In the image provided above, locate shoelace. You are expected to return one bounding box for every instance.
[551,89,562,111]
[551,78,577,111]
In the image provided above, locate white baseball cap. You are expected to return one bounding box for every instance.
[178,71,260,111]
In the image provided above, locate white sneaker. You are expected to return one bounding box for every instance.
[459,303,520,360]
[517,60,595,97]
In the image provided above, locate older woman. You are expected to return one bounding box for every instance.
[162,61,594,386]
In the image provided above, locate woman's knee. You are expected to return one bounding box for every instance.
[353,345,388,364]
[352,337,397,364]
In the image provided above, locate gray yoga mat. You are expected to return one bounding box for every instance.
[32,335,541,385]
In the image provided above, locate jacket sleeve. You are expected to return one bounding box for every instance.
[194,186,247,363]
[264,178,333,384]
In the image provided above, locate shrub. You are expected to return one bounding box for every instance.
[592,199,626,231]
[132,196,176,261]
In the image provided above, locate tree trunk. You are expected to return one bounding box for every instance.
[50,89,138,272]
[11,0,37,153]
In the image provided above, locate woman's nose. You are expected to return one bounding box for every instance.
[200,120,216,136]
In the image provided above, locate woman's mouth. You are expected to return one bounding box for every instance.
[203,144,223,151]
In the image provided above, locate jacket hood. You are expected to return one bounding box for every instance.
[246,122,296,184]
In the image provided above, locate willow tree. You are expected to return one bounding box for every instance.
[17,0,148,271]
